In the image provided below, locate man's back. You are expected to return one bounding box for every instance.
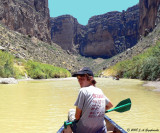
[74,86,109,133]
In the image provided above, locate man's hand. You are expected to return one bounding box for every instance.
[106,101,113,111]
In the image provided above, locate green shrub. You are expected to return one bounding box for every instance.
[140,57,160,80]
[0,51,15,78]
[25,60,71,79]
[104,40,160,81]
[0,51,71,79]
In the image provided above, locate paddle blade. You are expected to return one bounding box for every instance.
[106,98,131,113]
[114,98,131,112]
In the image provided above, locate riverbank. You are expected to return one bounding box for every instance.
[143,81,160,92]
[17,77,76,82]
[1,77,160,93]
[0,78,18,84]
[0,77,77,84]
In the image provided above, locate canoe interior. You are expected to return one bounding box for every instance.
[57,115,127,133]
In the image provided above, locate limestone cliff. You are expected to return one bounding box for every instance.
[0,0,51,42]
[0,22,91,73]
[139,0,160,36]
[83,5,139,58]
[50,15,86,54]
[50,5,139,58]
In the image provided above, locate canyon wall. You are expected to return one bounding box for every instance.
[1,0,160,59]
[0,0,51,42]
[139,0,160,36]
[50,5,139,58]
[50,15,86,54]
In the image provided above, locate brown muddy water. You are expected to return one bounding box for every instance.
[0,78,160,133]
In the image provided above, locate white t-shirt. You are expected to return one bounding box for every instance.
[74,85,110,133]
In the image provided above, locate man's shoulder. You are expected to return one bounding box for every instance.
[79,86,92,94]
[80,85,95,90]
[79,87,88,92]
[80,86,101,93]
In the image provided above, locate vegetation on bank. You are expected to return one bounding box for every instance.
[26,60,71,79]
[103,40,160,81]
[0,51,18,78]
[0,51,71,79]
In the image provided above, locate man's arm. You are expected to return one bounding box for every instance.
[106,101,113,111]
[75,107,82,120]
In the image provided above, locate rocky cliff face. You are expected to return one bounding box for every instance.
[0,22,91,73]
[0,0,51,42]
[50,15,86,54]
[139,0,160,36]
[83,5,139,58]
[50,5,139,58]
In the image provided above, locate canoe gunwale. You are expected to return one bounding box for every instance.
[57,115,127,133]
[57,120,68,133]
[104,115,127,133]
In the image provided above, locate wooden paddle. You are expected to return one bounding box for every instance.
[64,98,131,128]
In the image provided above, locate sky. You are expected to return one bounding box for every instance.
[48,0,139,25]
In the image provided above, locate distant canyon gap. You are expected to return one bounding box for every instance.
[0,0,160,58]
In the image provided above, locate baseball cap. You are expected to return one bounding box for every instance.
[73,67,94,77]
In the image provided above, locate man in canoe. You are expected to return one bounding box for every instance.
[72,67,113,133]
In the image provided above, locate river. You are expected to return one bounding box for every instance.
[0,78,160,133]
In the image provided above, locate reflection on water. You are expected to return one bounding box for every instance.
[0,78,160,133]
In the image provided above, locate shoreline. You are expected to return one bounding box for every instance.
[143,81,160,92]
[0,77,77,84]
[1,77,160,92]
[17,77,77,82]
